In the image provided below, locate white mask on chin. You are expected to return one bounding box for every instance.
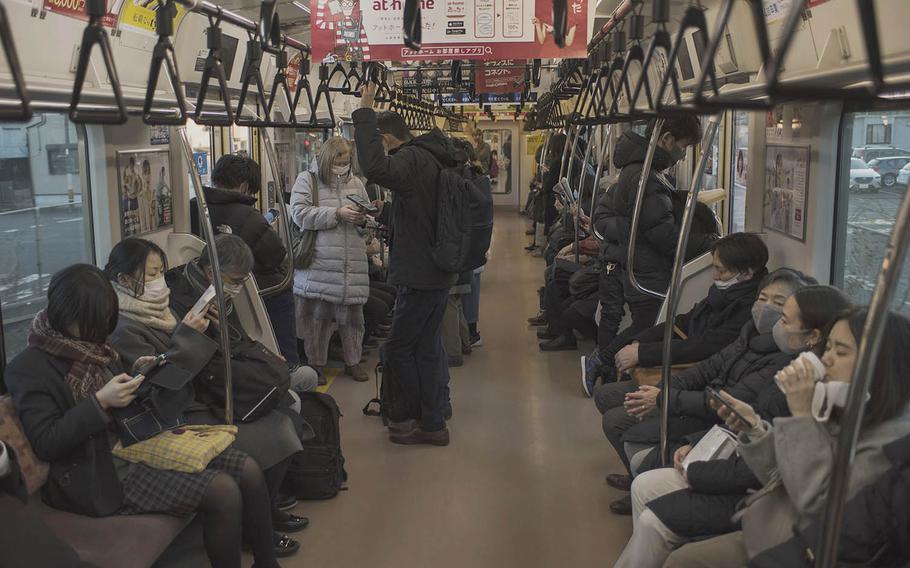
[811,381,855,422]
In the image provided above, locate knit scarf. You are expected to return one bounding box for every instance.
[27,310,119,401]
[114,284,178,333]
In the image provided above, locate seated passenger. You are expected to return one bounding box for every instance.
[105,237,309,550]
[662,307,910,567]
[290,136,371,382]
[4,264,284,568]
[190,154,298,367]
[751,431,910,567]
[597,272,835,515]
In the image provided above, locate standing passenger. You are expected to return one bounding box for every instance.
[290,137,371,382]
[353,83,457,446]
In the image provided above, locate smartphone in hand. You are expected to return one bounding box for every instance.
[705,387,756,429]
[264,209,280,224]
[347,194,379,214]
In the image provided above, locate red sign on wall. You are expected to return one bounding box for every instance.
[42,0,120,27]
[311,0,591,62]
[475,60,526,94]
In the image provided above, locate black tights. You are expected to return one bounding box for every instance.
[198,457,279,568]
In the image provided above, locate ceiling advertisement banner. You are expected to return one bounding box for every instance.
[42,0,121,27]
[311,0,592,62]
[475,60,526,93]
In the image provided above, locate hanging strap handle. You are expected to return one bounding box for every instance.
[235,36,270,126]
[266,48,297,127]
[403,0,422,51]
[143,0,187,126]
[0,1,31,121]
[194,13,235,127]
[69,0,127,125]
[310,64,337,130]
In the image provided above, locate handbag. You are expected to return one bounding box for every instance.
[292,172,319,269]
[112,425,238,473]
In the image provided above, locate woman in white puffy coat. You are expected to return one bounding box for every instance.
[291,137,371,382]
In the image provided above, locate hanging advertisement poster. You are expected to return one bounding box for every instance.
[117,0,188,35]
[475,60,526,94]
[42,0,123,27]
[116,149,173,237]
[763,145,810,242]
[311,0,592,62]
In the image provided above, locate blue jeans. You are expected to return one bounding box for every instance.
[263,288,300,366]
[381,286,450,431]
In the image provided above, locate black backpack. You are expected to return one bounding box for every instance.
[429,159,493,274]
[362,361,406,426]
[283,392,347,500]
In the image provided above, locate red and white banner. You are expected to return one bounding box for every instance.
[475,60,526,94]
[42,0,120,27]
[311,0,592,62]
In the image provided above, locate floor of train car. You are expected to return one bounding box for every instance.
[158,211,632,568]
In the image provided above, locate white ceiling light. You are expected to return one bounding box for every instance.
[292,1,311,14]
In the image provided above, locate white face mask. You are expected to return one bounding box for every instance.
[333,164,351,176]
[222,282,244,298]
[811,381,853,423]
[714,273,743,290]
[141,276,169,302]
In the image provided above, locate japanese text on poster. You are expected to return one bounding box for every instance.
[42,0,121,27]
[764,145,810,242]
[475,60,526,94]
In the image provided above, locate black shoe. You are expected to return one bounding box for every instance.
[273,511,309,533]
[610,494,633,516]
[524,244,537,251]
[448,356,464,367]
[537,327,557,340]
[275,534,300,557]
[276,493,297,511]
[539,335,577,352]
[527,313,547,326]
[605,473,632,491]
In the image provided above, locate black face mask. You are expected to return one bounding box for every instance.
[667,145,686,166]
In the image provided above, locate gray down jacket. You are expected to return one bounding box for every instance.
[290,169,370,305]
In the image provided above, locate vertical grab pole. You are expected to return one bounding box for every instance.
[589,124,612,224]
[574,125,596,263]
[657,114,721,466]
[177,127,234,425]
[816,182,910,566]
[257,127,294,297]
[627,119,669,299]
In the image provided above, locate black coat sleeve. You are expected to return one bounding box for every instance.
[661,337,742,418]
[638,188,679,256]
[241,213,287,271]
[353,108,420,191]
[637,316,745,368]
[687,454,762,495]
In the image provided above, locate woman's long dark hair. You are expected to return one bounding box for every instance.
[103,238,168,297]
[843,308,910,428]
[47,264,118,343]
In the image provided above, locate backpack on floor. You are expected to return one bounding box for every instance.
[283,392,347,500]
[362,361,408,426]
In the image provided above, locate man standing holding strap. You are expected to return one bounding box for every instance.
[353,83,457,446]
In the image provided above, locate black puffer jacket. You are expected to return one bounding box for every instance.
[190,187,287,291]
[353,108,458,290]
[750,433,910,568]
[593,184,623,264]
[633,271,765,367]
[611,131,719,301]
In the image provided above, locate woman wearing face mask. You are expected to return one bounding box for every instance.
[290,136,371,382]
[663,307,910,568]
[107,237,308,558]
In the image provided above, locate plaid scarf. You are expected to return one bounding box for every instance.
[27,310,119,401]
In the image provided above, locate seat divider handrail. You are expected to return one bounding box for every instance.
[257,127,294,298]
[176,126,234,425]
[657,114,721,466]
[816,181,910,567]
[626,119,668,300]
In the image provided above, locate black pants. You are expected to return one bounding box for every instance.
[597,294,662,382]
[263,288,300,366]
[598,265,626,351]
[382,286,450,432]
[363,293,389,339]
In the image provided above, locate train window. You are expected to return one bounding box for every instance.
[186,120,215,187]
[0,114,94,360]
[229,125,252,157]
[295,132,322,174]
[835,110,910,314]
[730,111,749,233]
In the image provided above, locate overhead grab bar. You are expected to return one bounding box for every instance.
[194,14,235,127]
[657,114,722,466]
[815,177,910,568]
[235,37,270,127]
[403,0,422,51]
[692,0,772,110]
[257,127,295,298]
[176,126,234,424]
[0,1,31,121]
[143,0,187,125]
[69,0,127,125]
[626,118,669,300]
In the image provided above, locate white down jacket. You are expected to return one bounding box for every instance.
[290,170,370,305]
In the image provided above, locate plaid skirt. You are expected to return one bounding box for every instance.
[118,447,247,517]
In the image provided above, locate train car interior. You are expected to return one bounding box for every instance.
[1,0,910,566]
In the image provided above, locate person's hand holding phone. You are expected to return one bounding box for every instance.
[673,444,692,482]
[625,385,660,421]
[713,390,762,434]
[131,356,158,375]
[336,204,365,225]
[371,200,384,216]
[206,304,221,331]
[183,308,210,334]
[95,373,144,410]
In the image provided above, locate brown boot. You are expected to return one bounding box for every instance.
[389,427,450,446]
[387,419,417,433]
[344,364,369,382]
